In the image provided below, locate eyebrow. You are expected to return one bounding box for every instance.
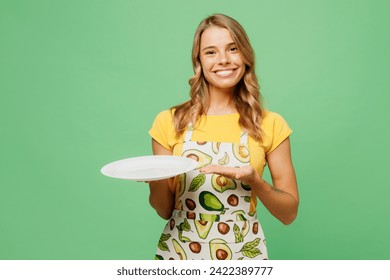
[201,42,237,52]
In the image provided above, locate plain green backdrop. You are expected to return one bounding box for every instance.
[1,0,389,260]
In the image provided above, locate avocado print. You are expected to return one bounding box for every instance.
[242,221,250,237]
[238,238,262,258]
[186,211,196,219]
[172,239,187,260]
[252,222,259,234]
[157,233,171,252]
[169,219,175,230]
[241,181,251,191]
[194,220,213,239]
[185,198,196,210]
[212,142,221,154]
[218,152,229,165]
[199,191,225,212]
[233,221,250,242]
[199,213,220,222]
[209,238,232,260]
[227,194,239,206]
[178,173,186,196]
[211,174,237,193]
[217,222,230,235]
[189,242,202,253]
[182,149,212,169]
[232,210,247,221]
[188,173,206,192]
[176,218,192,243]
[232,143,250,163]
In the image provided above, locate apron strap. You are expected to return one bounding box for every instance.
[184,123,194,143]
[240,131,248,145]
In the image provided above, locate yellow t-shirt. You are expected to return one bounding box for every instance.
[148,109,292,211]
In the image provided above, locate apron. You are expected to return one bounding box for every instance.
[155,125,268,260]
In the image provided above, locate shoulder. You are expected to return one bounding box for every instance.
[262,110,287,125]
[154,109,174,122]
[149,109,177,150]
[260,110,292,154]
[150,109,176,129]
[261,110,291,131]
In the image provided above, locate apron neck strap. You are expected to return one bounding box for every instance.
[240,131,248,145]
[184,123,194,143]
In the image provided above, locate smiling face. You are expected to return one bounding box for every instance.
[199,26,246,93]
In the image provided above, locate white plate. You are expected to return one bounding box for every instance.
[100,155,198,181]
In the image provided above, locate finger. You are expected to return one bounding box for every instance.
[200,165,237,177]
[199,164,217,173]
[200,164,226,174]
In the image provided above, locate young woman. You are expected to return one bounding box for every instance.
[148,14,299,260]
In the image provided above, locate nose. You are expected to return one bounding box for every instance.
[218,52,230,65]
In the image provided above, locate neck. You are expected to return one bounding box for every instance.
[207,85,237,115]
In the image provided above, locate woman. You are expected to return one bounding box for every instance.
[148,14,298,260]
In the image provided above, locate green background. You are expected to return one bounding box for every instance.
[1,0,389,260]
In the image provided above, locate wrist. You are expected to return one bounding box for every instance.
[245,170,262,187]
[248,173,270,193]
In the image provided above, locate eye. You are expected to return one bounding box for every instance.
[229,46,238,52]
[204,50,216,55]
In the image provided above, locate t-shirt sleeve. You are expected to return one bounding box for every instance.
[265,112,293,155]
[148,110,175,151]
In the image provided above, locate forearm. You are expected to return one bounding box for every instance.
[249,175,299,225]
[149,139,175,219]
[149,180,175,220]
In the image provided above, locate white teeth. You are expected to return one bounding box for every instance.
[215,70,234,76]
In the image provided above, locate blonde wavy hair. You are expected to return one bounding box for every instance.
[172,13,263,142]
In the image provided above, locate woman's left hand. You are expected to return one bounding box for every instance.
[199,164,259,185]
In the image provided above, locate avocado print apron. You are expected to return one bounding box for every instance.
[155,125,268,260]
